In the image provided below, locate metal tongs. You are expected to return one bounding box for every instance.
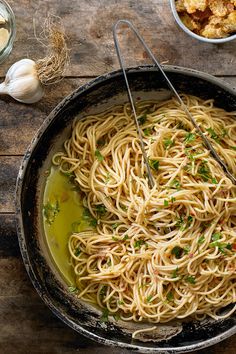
[113,19,236,187]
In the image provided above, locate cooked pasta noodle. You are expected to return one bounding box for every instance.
[54,94,236,327]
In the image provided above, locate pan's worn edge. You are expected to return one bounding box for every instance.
[15,65,236,354]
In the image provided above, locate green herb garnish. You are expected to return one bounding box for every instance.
[184,132,196,144]
[138,114,147,125]
[82,208,97,227]
[146,295,153,303]
[95,149,104,161]
[149,158,159,171]
[143,127,152,136]
[112,223,118,229]
[198,236,205,245]
[185,275,196,284]
[183,245,190,254]
[212,233,222,241]
[112,236,118,241]
[172,267,179,279]
[95,204,107,216]
[118,300,124,305]
[101,308,109,322]
[166,291,174,301]
[171,196,176,203]
[100,285,108,299]
[68,286,78,293]
[171,179,181,190]
[211,178,218,184]
[171,246,183,259]
[134,239,146,249]
[43,200,60,225]
[164,200,169,207]
[74,247,81,256]
[206,128,220,143]
[198,161,211,181]
[164,138,175,149]
[123,234,129,241]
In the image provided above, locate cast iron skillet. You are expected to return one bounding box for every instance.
[16,65,236,353]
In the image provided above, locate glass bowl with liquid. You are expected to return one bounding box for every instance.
[0,0,16,63]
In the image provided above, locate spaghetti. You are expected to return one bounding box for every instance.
[54,94,236,326]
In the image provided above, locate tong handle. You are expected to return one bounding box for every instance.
[113,20,236,185]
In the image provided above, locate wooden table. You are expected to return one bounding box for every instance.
[0,1,235,353]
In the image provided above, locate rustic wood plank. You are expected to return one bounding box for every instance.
[0,157,21,213]
[1,0,235,79]
[0,78,87,155]
[0,214,19,257]
[0,257,235,354]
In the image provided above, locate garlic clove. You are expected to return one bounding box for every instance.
[0,58,44,103]
[7,75,44,104]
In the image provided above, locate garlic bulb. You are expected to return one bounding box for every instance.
[0,59,44,104]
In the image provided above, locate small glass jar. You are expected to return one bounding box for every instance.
[0,0,16,63]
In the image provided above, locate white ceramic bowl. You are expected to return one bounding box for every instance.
[170,0,236,44]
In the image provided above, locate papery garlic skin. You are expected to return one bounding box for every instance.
[0,59,44,103]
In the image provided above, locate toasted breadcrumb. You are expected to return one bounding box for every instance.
[175,0,236,38]
[183,0,207,14]
[223,10,236,32]
[208,0,228,17]
[180,13,200,31]
[176,0,186,12]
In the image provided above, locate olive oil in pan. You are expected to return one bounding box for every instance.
[43,167,90,284]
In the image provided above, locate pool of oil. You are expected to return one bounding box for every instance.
[43,167,90,284]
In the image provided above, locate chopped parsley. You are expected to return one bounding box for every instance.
[112,223,118,229]
[172,267,179,279]
[112,236,118,241]
[138,114,147,125]
[183,245,190,254]
[82,208,97,227]
[123,234,129,241]
[212,233,222,241]
[166,291,174,301]
[95,204,107,216]
[198,161,211,181]
[164,200,169,207]
[186,215,193,228]
[74,247,81,256]
[118,300,124,305]
[113,313,121,322]
[198,236,205,245]
[171,246,183,259]
[95,149,104,161]
[206,128,220,143]
[146,295,153,303]
[184,132,196,144]
[185,275,196,284]
[101,308,109,322]
[148,158,159,171]
[164,138,175,149]
[134,239,146,249]
[211,178,218,184]
[171,179,181,190]
[68,286,78,293]
[100,285,108,299]
[43,200,60,225]
[209,241,232,254]
[170,196,176,203]
[143,127,152,136]
[230,146,236,151]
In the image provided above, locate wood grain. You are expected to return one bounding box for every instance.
[1,0,235,79]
